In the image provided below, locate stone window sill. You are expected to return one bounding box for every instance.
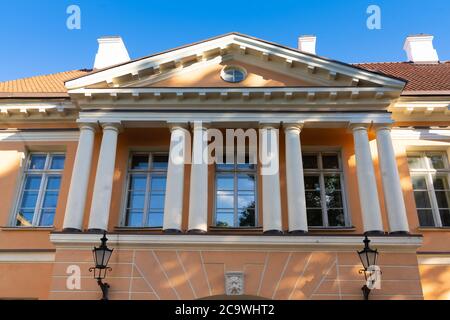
[417,227,450,232]
[0,226,55,231]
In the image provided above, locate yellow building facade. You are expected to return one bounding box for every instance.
[0,33,449,300]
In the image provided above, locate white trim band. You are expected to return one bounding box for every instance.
[0,130,80,142]
[50,233,423,250]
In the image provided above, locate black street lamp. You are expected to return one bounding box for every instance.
[357,235,379,300]
[89,231,113,300]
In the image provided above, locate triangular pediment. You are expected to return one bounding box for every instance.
[66,33,406,91]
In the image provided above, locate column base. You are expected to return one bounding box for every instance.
[389,231,410,235]
[62,228,82,233]
[289,230,308,235]
[188,229,207,234]
[87,228,107,234]
[263,230,284,235]
[364,230,386,236]
[163,229,183,234]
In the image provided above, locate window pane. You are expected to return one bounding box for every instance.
[39,209,55,227]
[238,208,255,227]
[304,176,320,190]
[407,156,424,170]
[42,191,58,208]
[302,155,318,169]
[411,176,427,190]
[435,191,450,209]
[414,191,432,208]
[439,210,450,227]
[127,192,145,209]
[429,154,445,170]
[29,155,46,170]
[322,155,339,169]
[217,191,234,209]
[307,209,323,226]
[46,176,61,190]
[328,209,345,227]
[152,155,168,169]
[238,175,255,191]
[237,193,255,209]
[147,212,163,227]
[129,175,147,190]
[16,210,34,227]
[216,162,234,171]
[126,210,143,227]
[217,176,234,191]
[50,155,65,170]
[418,209,435,227]
[216,211,234,227]
[149,194,165,210]
[306,191,321,208]
[326,192,343,208]
[151,176,166,191]
[433,176,448,190]
[21,191,38,208]
[131,155,149,169]
[24,175,42,190]
[324,175,341,193]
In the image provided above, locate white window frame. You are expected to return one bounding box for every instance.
[303,151,350,228]
[214,154,258,228]
[11,152,65,227]
[122,152,168,228]
[408,151,450,228]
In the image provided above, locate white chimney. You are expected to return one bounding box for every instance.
[403,34,439,64]
[298,35,317,55]
[93,36,131,69]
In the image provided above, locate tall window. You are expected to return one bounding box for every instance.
[303,152,347,227]
[15,153,65,227]
[124,153,168,227]
[407,152,450,227]
[215,154,257,227]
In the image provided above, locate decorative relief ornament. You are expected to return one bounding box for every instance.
[225,272,244,296]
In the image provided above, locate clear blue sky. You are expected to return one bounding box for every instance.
[0,0,449,82]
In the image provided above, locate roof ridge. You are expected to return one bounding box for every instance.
[352,61,409,65]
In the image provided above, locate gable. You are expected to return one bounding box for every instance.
[66,33,406,91]
[144,60,314,87]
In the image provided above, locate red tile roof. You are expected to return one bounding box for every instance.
[1,61,449,98]
[0,69,91,98]
[354,61,450,95]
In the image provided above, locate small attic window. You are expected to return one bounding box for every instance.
[220,65,247,83]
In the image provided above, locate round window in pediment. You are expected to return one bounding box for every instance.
[220,65,247,83]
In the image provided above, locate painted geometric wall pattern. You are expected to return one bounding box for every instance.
[50,249,424,300]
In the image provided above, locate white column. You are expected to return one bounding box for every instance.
[163,125,189,233]
[352,124,384,234]
[376,126,410,233]
[188,123,208,233]
[284,123,308,233]
[63,122,97,231]
[260,124,283,234]
[88,122,121,231]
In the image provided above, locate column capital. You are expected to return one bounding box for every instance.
[76,120,99,132]
[100,121,122,133]
[348,122,371,132]
[373,123,394,132]
[190,121,210,130]
[259,121,281,129]
[283,122,304,132]
[167,122,189,132]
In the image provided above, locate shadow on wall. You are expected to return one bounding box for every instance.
[419,265,450,300]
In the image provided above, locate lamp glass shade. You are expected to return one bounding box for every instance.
[93,246,113,269]
[358,246,378,270]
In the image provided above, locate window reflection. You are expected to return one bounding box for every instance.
[125,153,168,227]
